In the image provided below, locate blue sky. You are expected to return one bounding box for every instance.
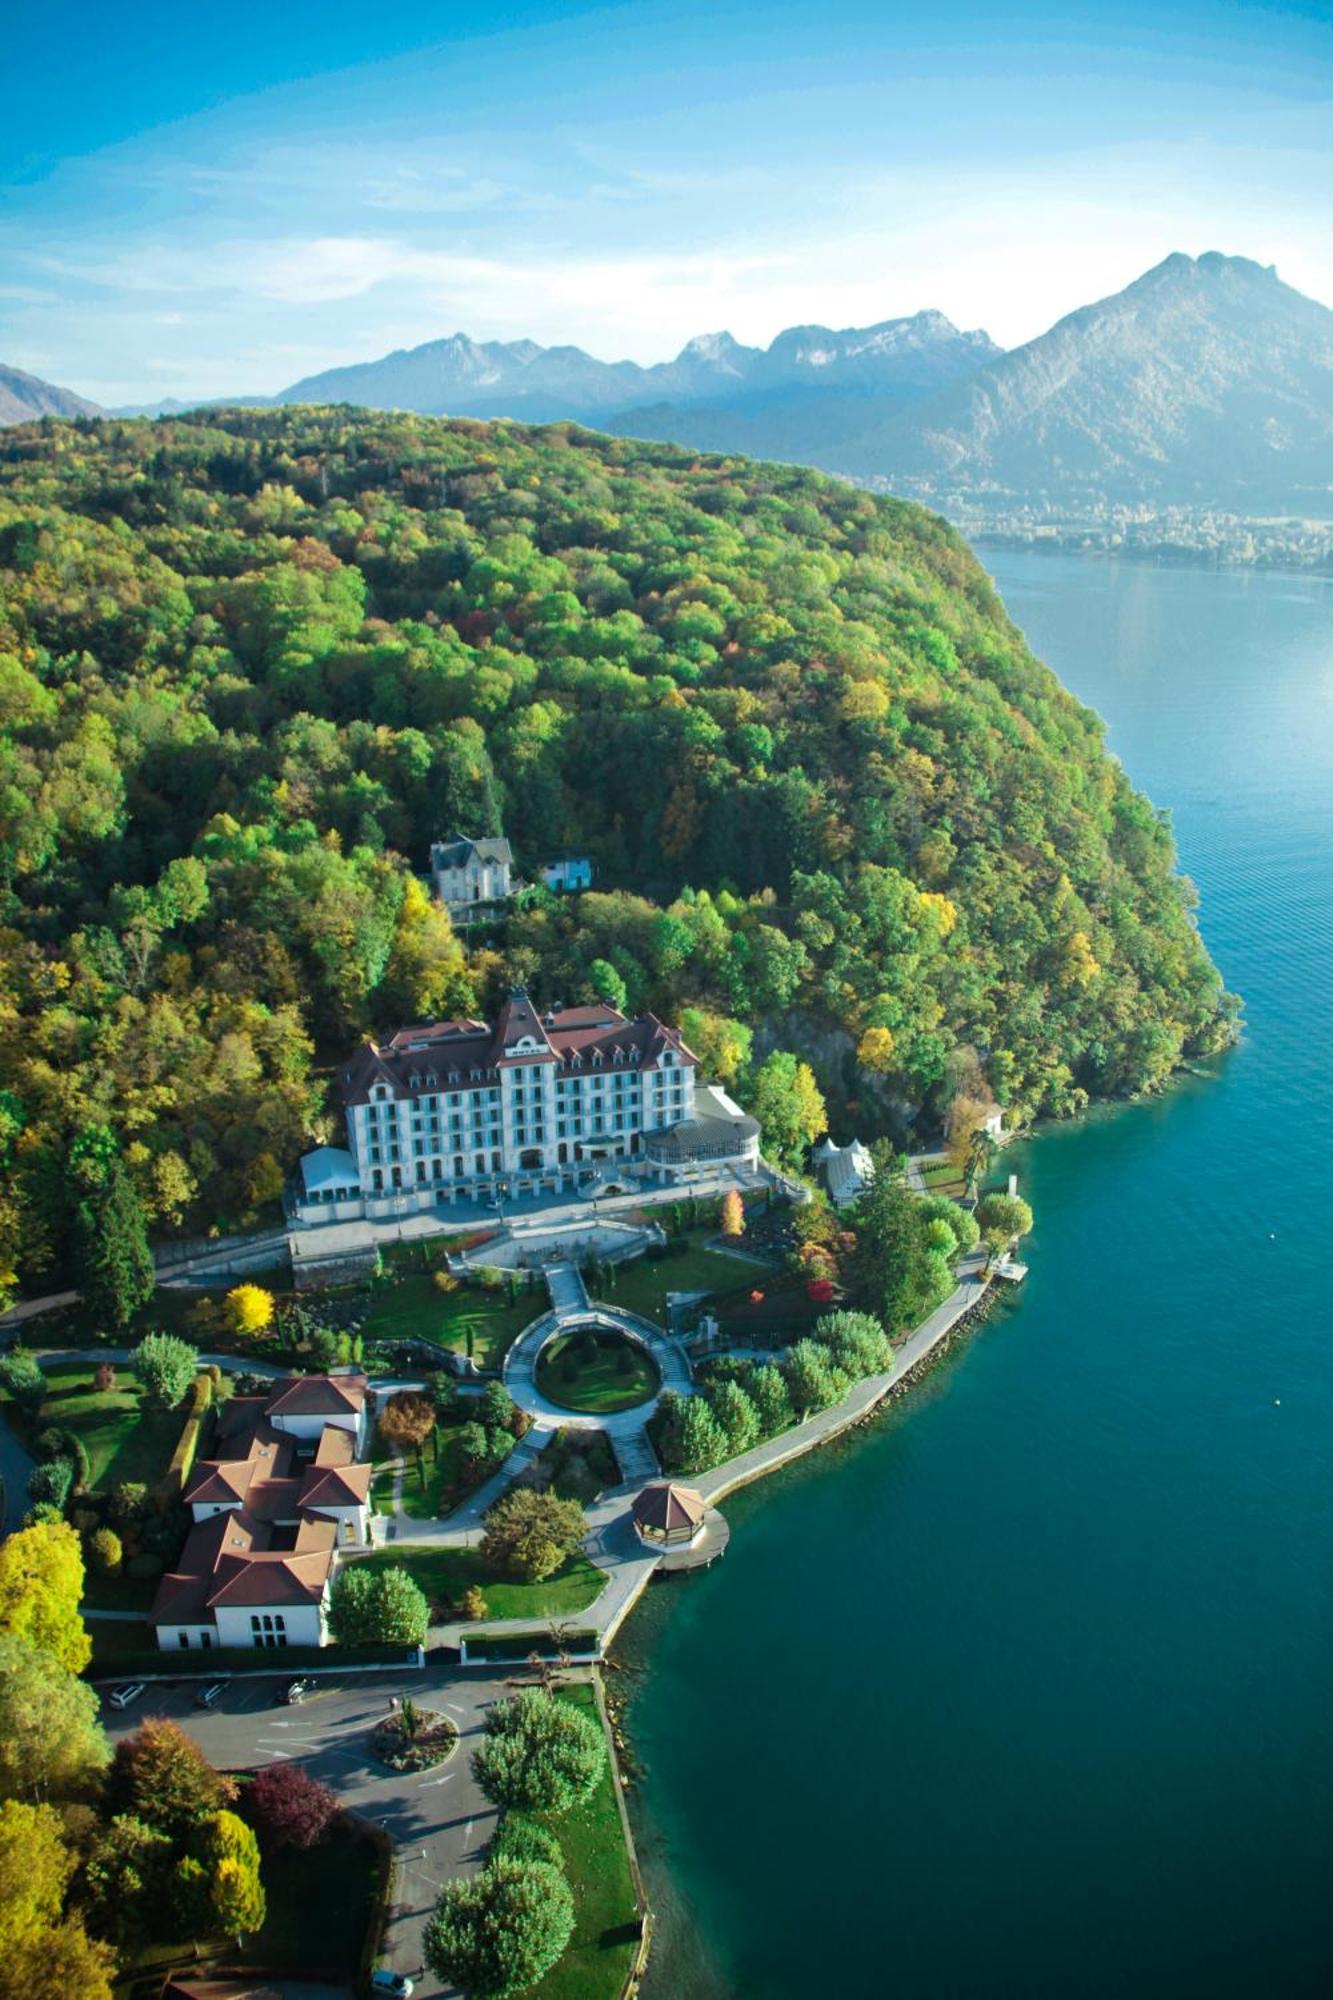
[5,0,1331,404]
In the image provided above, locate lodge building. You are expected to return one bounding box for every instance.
[293,992,761,1223]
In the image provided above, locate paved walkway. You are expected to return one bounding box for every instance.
[430,1255,994,1652]
[502,1296,691,1434]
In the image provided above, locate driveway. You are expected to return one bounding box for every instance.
[99,1665,517,1997]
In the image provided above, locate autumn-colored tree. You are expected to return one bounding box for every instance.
[87,1526,123,1577]
[459,1584,489,1621]
[856,1025,897,1073]
[223,1283,274,1340]
[0,1799,115,2000]
[93,1361,116,1393]
[0,1633,108,1804]
[173,1809,266,1944]
[378,1391,437,1474]
[719,1189,745,1241]
[480,1489,587,1584]
[244,1761,340,1850]
[106,1717,237,1839]
[0,1521,91,1673]
[746,1051,828,1169]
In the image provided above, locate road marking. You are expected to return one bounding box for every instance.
[420,1770,455,1789]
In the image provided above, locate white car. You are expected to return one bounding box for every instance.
[107,1683,146,1710]
[369,1973,415,1998]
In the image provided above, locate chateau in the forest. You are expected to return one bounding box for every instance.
[293,992,761,1224]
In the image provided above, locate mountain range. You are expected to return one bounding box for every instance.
[5,252,1332,521]
[0,362,101,426]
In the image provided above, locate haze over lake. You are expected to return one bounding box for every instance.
[624,552,1333,2000]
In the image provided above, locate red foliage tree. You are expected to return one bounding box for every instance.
[244,1760,340,1850]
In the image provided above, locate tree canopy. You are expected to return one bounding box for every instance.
[0,405,1233,1297]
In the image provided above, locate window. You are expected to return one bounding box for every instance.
[178,1632,190,1649]
[201,1630,212,1648]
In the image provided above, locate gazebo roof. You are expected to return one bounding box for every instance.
[632,1482,707,1534]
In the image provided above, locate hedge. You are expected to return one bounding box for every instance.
[160,1372,215,1500]
[85,1641,424,1681]
[459,1629,601,1663]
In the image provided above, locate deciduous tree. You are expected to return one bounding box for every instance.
[472,1688,605,1816]
[0,1522,91,1673]
[747,1051,827,1168]
[223,1283,274,1340]
[975,1191,1034,1257]
[480,1489,586,1584]
[378,1391,437,1474]
[105,1718,236,1838]
[0,1632,108,1803]
[245,1761,340,1850]
[130,1331,198,1408]
[424,1855,574,1999]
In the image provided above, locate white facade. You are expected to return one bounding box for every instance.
[269,1402,366,1451]
[213,1598,327,1650]
[293,999,712,1224]
[429,835,513,912]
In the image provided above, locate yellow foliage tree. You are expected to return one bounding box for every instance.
[839,679,890,722]
[381,875,472,1020]
[0,1800,114,1998]
[224,1283,274,1340]
[916,891,959,938]
[1061,929,1101,988]
[857,1026,897,1073]
[0,1799,73,1955]
[0,1522,91,1674]
[720,1189,745,1240]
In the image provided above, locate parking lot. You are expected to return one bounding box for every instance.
[100,1665,514,1997]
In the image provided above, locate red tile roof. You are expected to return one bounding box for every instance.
[340,994,696,1105]
[265,1373,367,1418]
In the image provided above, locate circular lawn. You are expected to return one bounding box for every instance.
[535,1326,661,1414]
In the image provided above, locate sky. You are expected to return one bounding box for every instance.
[4,0,1331,406]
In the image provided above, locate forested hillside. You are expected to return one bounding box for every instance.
[0,408,1232,1294]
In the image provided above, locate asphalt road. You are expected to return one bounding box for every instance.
[100,1665,515,1997]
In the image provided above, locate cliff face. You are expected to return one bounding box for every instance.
[841,254,1333,509]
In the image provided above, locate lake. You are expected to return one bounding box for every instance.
[621,554,1333,1999]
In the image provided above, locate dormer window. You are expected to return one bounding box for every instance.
[409,1073,421,1090]
[592,1050,604,1067]
[613,1047,624,1064]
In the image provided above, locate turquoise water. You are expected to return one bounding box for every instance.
[622,555,1333,1999]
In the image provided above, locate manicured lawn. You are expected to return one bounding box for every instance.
[362,1271,535,1367]
[6,1365,187,1493]
[121,1820,381,1997]
[349,1545,605,1622]
[374,1414,516,1520]
[536,1330,660,1414]
[529,1684,641,2000]
[921,1160,967,1195]
[595,1236,757,1324]
[251,1819,382,1979]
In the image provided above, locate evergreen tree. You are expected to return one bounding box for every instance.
[74,1153,154,1331]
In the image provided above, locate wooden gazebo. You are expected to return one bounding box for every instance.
[632,1481,708,1548]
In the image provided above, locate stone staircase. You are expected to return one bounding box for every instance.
[611,1424,660,1486]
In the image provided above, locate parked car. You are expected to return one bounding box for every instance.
[279,1677,315,1705]
[106,1683,145,1711]
[193,1680,229,1710]
[370,1972,415,1998]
